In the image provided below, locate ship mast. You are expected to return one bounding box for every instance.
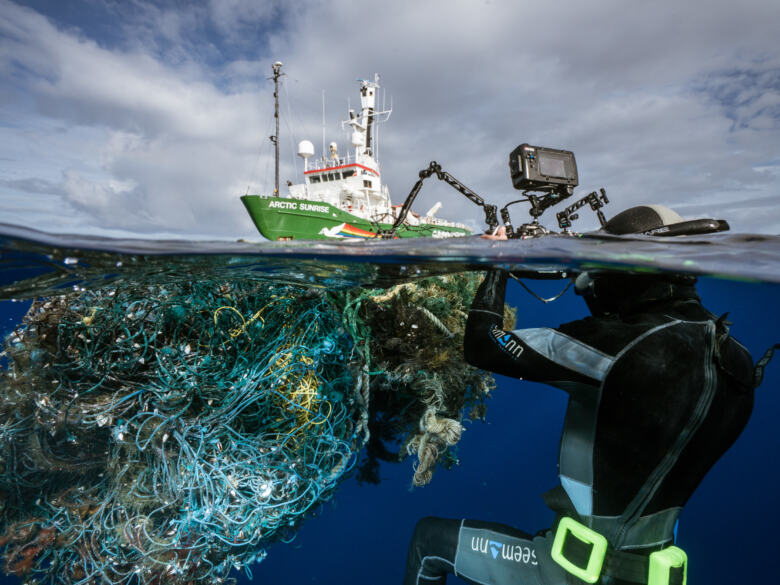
[345,74,392,167]
[271,61,283,195]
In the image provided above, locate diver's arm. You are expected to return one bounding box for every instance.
[464,270,507,367]
[465,270,508,335]
[464,270,530,378]
[465,271,603,386]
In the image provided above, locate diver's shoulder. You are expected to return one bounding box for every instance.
[557,314,655,355]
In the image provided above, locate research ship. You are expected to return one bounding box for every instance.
[241,63,471,240]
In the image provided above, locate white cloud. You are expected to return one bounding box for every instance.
[0,0,778,238]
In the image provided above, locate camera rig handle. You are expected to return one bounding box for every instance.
[556,189,609,231]
[378,161,498,238]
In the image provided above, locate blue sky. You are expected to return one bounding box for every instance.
[1,0,779,238]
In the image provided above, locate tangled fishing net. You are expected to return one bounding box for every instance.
[342,278,514,487]
[0,273,513,584]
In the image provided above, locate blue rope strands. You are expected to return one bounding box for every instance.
[0,281,364,584]
[0,273,500,585]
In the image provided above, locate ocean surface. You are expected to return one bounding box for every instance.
[1,223,778,585]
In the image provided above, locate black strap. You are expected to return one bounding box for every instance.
[543,485,581,522]
[605,549,685,585]
[669,565,685,585]
[711,314,754,393]
[754,343,780,388]
[604,549,649,583]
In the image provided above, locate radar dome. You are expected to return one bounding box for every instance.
[297,140,315,159]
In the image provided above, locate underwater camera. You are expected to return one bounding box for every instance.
[509,144,578,196]
[505,143,728,240]
[502,144,586,233]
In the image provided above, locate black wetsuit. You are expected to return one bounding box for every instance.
[403,271,755,585]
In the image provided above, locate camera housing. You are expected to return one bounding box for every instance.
[509,144,578,195]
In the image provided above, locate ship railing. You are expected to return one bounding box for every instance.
[306,154,355,171]
[305,153,379,173]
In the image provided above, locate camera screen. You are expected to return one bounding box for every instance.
[539,154,567,179]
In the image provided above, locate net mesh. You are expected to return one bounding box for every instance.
[0,273,512,584]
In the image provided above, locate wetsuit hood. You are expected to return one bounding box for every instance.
[576,204,713,316]
[601,204,730,237]
[575,272,700,317]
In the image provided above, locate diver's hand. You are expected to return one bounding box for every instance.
[482,226,508,240]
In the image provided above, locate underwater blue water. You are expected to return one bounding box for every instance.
[0,228,778,585]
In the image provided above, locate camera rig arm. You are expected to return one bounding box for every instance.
[499,188,610,238]
[378,161,498,238]
[556,189,609,231]
[498,188,572,238]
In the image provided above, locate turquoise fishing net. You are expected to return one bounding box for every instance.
[0,274,504,584]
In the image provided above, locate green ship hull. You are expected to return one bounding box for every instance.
[241,195,471,240]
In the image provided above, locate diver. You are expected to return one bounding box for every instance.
[402,205,770,585]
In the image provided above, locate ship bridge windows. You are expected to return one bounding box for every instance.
[307,168,357,184]
[363,180,372,188]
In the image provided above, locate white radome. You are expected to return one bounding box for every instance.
[297,140,315,159]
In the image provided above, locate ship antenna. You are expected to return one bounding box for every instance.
[271,61,283,195]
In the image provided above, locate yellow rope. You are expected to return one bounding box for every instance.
[213,306,266,339]
[81,307,100,326]
[271,349,333,439]
[212,298,333,448]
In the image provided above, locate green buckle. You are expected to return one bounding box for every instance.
[550,517,608,584]
[648,546,687,585]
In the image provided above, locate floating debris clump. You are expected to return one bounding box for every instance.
[342,275,515,487]
[0,273,509,584]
